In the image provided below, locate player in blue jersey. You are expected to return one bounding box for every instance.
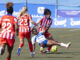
[31,28,71,54]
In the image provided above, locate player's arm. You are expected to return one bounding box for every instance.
[32,18,43,29]
[29,16,37,26]
[36,18,43,25]
[31,36,36,52]
[14,18,19,36]
[16,21,19,36]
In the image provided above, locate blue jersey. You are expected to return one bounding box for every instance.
[31,32,46,44]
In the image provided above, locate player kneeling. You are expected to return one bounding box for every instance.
[31,28,71,55]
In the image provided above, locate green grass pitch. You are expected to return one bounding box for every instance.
[0,28,80,60]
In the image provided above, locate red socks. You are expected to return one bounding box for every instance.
[6,58,10,60]
[19,43,24,48]
[48,46,52,51]
[28,41,33,52]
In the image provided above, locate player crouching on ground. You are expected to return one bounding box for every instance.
[31,28,71,54]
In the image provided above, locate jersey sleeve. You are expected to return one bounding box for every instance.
[31,36,36,44]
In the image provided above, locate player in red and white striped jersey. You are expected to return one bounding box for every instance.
[38,16,52,37]
[37,9,53,53]
[0,2,18,60]
[17,6,37,57]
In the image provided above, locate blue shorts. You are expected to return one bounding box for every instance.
[39,40,48,47]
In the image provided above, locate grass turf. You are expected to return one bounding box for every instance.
[0,28,80,60]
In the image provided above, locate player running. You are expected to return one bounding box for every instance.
[17,6,37,57]
[31,28,71,54]
[36,9,53,52]
[0,2,18,60]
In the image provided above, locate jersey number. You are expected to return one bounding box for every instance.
[19,19,28,25]
[2,22,11,31]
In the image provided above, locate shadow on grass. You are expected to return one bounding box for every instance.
[44,51,80,55]
[27,56,72,59]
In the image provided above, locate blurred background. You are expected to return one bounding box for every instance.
[0,1,80,60]
[0,0,80,28]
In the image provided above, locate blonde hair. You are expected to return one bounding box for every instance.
[18,6,28,19]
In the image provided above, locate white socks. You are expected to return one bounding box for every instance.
[0,47,2,55]
[30,52,35,57]
[60,43,67,47]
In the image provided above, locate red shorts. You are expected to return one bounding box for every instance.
[44,32,51,38]
[0,38,15,47]
[0,38,6,44]
[19,31,31,39]
[0,32,15,47]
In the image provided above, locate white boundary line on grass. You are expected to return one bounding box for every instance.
[69,29,80,31]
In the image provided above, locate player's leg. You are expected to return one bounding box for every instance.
[17,38,24,56]
[46,35,53,52]
[6,45,13,60]
[0,44,6,55]
[26,31,34,57]
[27,38,35,57]
[19,38,24,48]
[47,40,71,48]
[44,32,53,52]
[17,32,24,56]
[0,35,7,55]
[18,32,24,48]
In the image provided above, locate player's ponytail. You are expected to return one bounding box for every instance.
[5,2,13,14]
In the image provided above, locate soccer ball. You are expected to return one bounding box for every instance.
[40,47,43,51]
[50,46,57,53]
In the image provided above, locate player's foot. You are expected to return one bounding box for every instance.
[17,48,21,56]
[45,50,51,53]
[66,42,71,48]
[30,52,35,57]
[40,50,46,54]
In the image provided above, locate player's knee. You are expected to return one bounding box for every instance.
[1,48,5,55]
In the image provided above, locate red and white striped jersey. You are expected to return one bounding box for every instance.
[19,15,30,32]
[38,16,52,32]
[0,15,17,39]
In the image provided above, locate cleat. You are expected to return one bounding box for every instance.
[66,42,71,48]
[45,50,51,54]
[17,48,21,56]
[40,51,46,54]
[30,52,35,57]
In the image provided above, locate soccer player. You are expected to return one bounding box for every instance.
[36,9,53,52]
[0,2,18,60]
[17,6,37,57]
[31,28,71,54]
